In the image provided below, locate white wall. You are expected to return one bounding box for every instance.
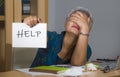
[48,0,120,60]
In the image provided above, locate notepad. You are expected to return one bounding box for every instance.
[29,66,69,74]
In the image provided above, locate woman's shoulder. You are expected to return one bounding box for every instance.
[47,31,65,42]
[47,31,65,37]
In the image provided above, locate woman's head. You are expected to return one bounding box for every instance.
[67,7,93,24]
[64,7,93,35]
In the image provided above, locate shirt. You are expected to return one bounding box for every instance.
[30,31,92,67]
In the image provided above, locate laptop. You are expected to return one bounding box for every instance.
[115,57,120,70]
[97,57,120,73]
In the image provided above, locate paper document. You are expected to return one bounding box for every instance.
[12,23,47,48]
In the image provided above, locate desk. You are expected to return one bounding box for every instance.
[0,71,56,77]
[0,69,120,77]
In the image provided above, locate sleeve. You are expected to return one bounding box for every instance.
[56,45,92,64]
[86,45,92,61]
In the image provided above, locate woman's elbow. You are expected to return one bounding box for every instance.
[70,60,86,66]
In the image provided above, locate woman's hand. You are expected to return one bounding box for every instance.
[23,16,42,27]
[58,31,78,60]
[69,11,91,34]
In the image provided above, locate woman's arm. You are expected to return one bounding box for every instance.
[70,12,91,66]
[71,34,89,66]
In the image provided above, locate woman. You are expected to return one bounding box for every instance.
[23,7,93,67]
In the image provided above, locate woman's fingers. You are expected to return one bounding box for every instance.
[70,12,90,26]
[23,16,42,27]
[37,18,42,23]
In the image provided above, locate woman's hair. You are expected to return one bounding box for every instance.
[67,7,93,28]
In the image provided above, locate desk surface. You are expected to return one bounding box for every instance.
[0,69,120,77]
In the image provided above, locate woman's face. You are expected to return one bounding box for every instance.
[65,19,80,36]
[65,11,81,36]
[65,11,89,36]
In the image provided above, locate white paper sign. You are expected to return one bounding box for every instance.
[12,23,47,48]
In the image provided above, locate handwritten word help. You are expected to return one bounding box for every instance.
[16,29,41,38]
